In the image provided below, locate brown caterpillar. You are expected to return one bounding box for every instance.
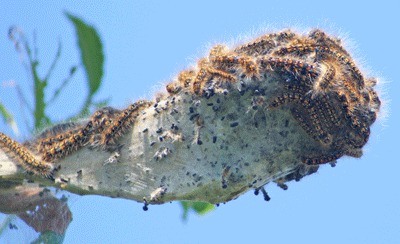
[0,132,53,178]
[100,100,152,147]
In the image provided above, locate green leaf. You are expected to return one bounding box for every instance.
[181,201,215,221]
[191,201,215,214]
[0,103,19,135]
[27,44,50,131]
[31,230,64,244]
[65,12,104,96]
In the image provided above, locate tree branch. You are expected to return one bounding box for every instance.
[0,75,319,204]
[0,29,380,208]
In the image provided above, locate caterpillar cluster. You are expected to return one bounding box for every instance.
[164,29,381,167]
[0,103,150,177]
[0,29,380,180]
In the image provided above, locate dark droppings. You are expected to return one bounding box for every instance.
[212,136,217,143]
[230,122,239,127]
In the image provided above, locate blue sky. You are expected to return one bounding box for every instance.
[1,1,399,243]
